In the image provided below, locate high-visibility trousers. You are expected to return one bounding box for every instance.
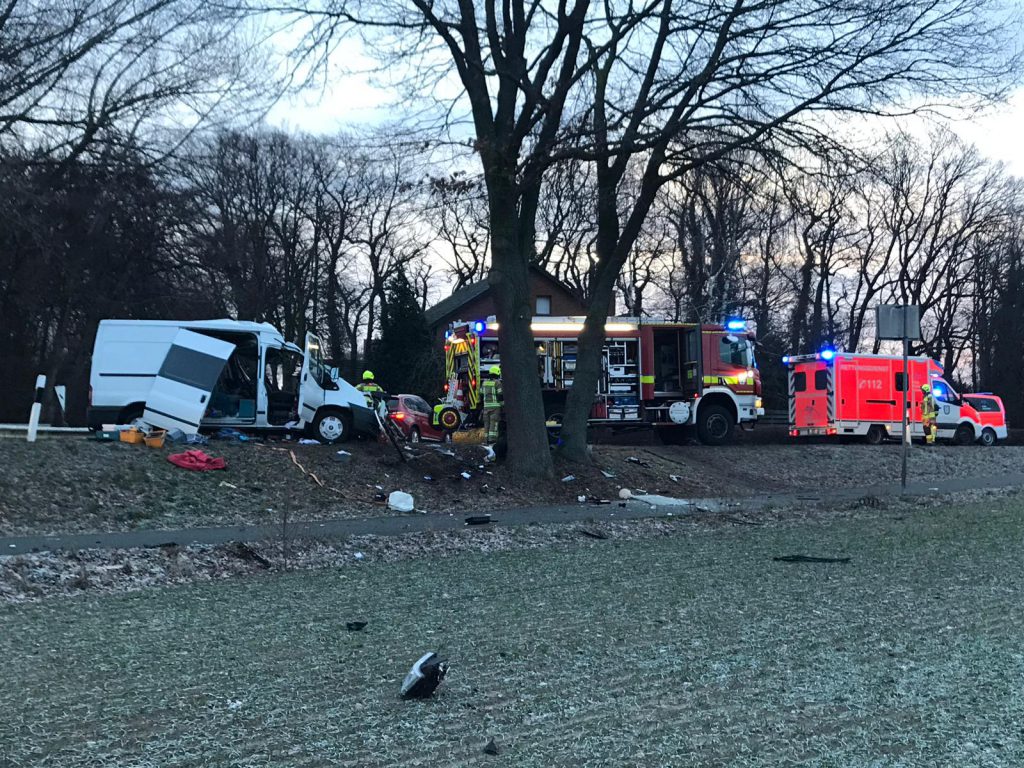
[483,408,502,443]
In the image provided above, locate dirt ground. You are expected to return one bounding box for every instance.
[2,434,1023,536]
[3,495,1024,766]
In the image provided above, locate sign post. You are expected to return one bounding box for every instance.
[876,305,921,491]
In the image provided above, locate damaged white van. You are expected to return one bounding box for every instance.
[87,319,376,442]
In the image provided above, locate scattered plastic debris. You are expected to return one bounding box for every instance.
[401,652,448,699]
[227,700,243,711]
[669,474,682,483]
[601,470,616,478]
[388,491,415,513]
[332,450,352,464]
[218,480,237,489]
[483,739,500,756]
[422,475,435,482]
[297,438,319,445]
[465,515,492,525]
[632,494,691,507]
[461,471,472,480]
[353,552,365,560]
[618,488,633,500]
[346,621,368,631]
[562,475,576,482]
[577,495,587,503]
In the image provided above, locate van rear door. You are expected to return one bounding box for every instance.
[143,329,236,434]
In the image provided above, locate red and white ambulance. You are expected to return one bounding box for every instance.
[784,350,1007,446]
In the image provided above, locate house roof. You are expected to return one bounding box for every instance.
[424,278,491,326]
[425,266,583,327]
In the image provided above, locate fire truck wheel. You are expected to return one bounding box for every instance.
[864,425,886,445]
[979,428,997,447]
[953,424,974,446]
[696,405,733,446]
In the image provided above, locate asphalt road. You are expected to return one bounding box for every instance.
[3,472,1023,555]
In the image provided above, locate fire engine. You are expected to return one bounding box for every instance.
[442,316,764,445]
[784,350,1007,446]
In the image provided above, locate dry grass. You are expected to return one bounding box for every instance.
[3,496,1024,766]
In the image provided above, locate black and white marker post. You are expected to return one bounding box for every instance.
[27,374,46,443]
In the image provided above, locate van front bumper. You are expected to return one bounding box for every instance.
[351,404,378,436]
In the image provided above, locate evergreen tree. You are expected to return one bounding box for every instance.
[372,269,438,397]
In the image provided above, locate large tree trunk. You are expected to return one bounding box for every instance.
[489,233,553,478]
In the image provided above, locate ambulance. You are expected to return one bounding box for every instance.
[784,350,1006,446]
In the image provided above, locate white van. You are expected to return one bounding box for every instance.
[87,319,376,442]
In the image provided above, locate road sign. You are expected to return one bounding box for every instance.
[876,305,921,340]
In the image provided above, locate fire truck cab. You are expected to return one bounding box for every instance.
[785,351,1007,446]
[443,316,764,445]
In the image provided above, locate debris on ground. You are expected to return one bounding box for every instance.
[632,494,692,508]
[166,449,226,471]
[773,555,851,564]
[578,528,609,540]
[465,515,493,526]
[213,428,250,442]
[669,474,682,484]
[400,652,448,699]
[332,450,351,464]
[619,488,633,500]
[346,621,368,632]
[388,491,415,513]
[625,456,652,468]
[223,542,272,568]
[353,552,365,561]
[483,738,500,756]
[561,475,575,482]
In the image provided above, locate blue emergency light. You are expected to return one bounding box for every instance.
[819,348,836,362]
[726,318,746,332]
[782,355,791,364]
[473,320,487,334]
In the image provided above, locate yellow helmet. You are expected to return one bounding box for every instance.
[921,383,931,393]
[489,365,502,378]
[362,370,375,381]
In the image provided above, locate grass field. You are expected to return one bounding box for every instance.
[3,498,1024,766]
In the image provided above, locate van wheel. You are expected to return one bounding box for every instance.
[313,409,352,444]
[979,428,997,447]
[864,425,886,445]
[696,405,733,446]
[409,427,421,443]
[119,403,146,427]
[953,424,974,446]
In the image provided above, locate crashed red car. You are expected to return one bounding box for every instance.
[387,394,450,443]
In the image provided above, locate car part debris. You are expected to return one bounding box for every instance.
[353,551,365,560]
[388,491,415,513]
[773,555,851,564]
[465,515,492,525]
[483,738,500,756]
[601,469,616,478]
[346,621,368,632]
[332,450,352,464]
[461,471,472,480]
[401,652,448,699]
[669,474,682,483]
[562,474,576,482]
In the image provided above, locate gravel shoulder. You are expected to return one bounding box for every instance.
[2,434,1021,537]
[3,493,1024,766]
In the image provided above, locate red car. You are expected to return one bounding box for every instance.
[387,394,451,443]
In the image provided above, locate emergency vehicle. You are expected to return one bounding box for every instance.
[442,316,764,445]
[784,350,1007,446]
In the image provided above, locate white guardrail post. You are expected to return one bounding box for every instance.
[27,374,46,443]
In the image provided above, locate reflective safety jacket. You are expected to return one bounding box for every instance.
[356,381,384,405]
[482,379,502,409]
[921,392,937,420]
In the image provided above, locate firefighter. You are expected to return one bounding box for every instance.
[481,364,503,444]
[356,370,384,406]
[921,383,937,445]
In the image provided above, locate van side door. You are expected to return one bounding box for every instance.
[298,332,328,424]
[143,329,235,434]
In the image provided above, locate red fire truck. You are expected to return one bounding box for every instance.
[442,316,764,445]
[784,350,1007,446]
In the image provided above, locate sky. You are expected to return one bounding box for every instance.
[265,56,1024,178]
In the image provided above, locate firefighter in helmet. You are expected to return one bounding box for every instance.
[481,364,503,444]
[921,382,937,445]
[356,370,384,407]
